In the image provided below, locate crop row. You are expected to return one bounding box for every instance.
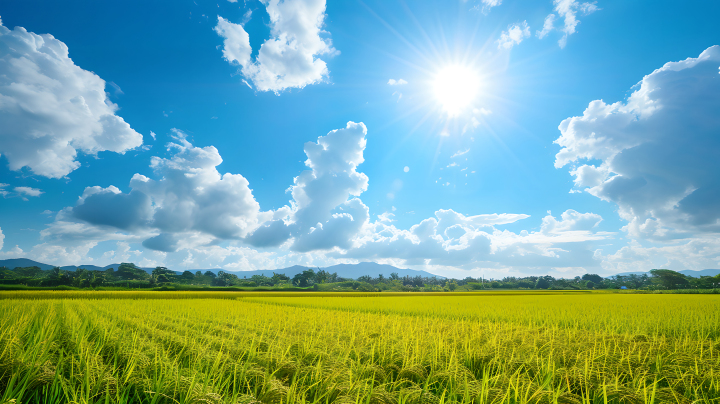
[1,295,719,403]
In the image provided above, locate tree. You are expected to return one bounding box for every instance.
[292,268,316,287]
[118,263,148,280]
[271,273,290,285]
[650,269,689,289]
[535,276,554,289]
[390,272,399,281]
[582,274,603,284]
[204,271,217,278]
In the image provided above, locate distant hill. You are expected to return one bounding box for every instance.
[209,262,445,280]
[0,259,153,274]
[1,258,443,280]
[614,269,720,278]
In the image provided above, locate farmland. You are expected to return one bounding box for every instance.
[1,292,719,403]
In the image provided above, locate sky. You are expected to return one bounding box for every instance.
[0,0,719,279]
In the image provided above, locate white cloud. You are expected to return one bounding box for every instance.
[25,118,619,275]
[472,0,502,14]
[496,21,530,50]
[388,79,408,85]
[378,212,395,223]
[0,226,4,250]
[541,210,602,233]
[0,24,143,178]
[536,13,556,39]
[150,131,157,140]
[46,129,264,253]
[14,186,43,197]
[214,16,252,67]
[246,121,370,252]
[332,209,608,270]
[546,0,600,48]
[555,46,720,240]
[451,149,470,158]
[215,0,337,94]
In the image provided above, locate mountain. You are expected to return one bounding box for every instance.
[1,258,443,280]
[199,262,444,279]
[0,259,154,274]
[613,269,720,278]
[0,258,56,271]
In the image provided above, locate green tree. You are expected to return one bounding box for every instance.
[535,276,554,289]
[582,274,603,284]
[118,263,149,280]
[292,268,316,287]
[650,269,689,289]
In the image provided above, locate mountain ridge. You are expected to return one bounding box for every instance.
[0,258,444,279]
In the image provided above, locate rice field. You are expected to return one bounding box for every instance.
[1,292,719,403]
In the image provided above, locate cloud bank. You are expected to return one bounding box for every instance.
[556,45,720,241]
[30,121,611,276]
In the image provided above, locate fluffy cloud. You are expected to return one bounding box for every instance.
[332,209,608,270]
[555,46,720,240]
[600,237,720,274]
[0,24,143,178]
[496,21,530,50]
[539,0,599,48]
[214,16,252,67]
[387,79,407,85]
[24,120,613,275]
[215,0,337,94]
[49,129,263,252]
[246,121,370,252]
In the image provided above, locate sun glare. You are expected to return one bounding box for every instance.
[433,65,480,116]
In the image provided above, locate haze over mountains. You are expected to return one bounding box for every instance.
[1,258,719,279]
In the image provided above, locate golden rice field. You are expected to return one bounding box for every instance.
[1,292,719,404]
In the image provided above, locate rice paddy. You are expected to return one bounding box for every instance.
[1,292,719,403]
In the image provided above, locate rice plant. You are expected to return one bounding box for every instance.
[1,293,718,403]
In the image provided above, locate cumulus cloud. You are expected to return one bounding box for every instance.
[245,121,370,252]
[215,0,337,94]
[0,24,143,178]
[332,209,608,270]
[541,210,602,233]
[29,119,615,275]
[555,45,720,240]
[387,79,407,85]
[540,0,599,48]
[214,16,252,67]
[496,21,530,50]
[48,129,263,252]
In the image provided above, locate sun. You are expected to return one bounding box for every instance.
[433,65,480,116]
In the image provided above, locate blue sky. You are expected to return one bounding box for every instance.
[0,0,719,278]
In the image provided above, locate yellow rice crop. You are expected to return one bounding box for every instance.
[1,293,719,403]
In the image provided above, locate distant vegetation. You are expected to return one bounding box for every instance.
[1,262,719,292]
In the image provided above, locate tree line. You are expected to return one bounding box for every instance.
[1,263,718,291]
